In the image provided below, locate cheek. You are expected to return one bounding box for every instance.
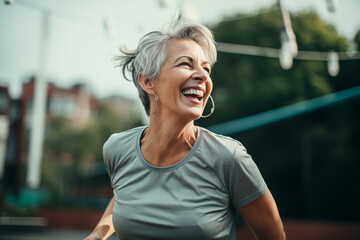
[168,71,182,98]
[157,70,178,93]
[160,70,185,105]
[206,80,213,95]
[169,70,191,93]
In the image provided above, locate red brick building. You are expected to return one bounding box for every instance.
[21,78,99,129]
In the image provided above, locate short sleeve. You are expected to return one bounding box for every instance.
[229,143,267,208]
[103,135,116,187]
[103,140,112,176]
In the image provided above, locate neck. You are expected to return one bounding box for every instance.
[141,112,198,167]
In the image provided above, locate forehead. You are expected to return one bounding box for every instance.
[165,39,208,62]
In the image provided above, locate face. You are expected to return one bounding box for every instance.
[153,39,213,121]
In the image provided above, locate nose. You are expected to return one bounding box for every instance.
[191,66,209,82]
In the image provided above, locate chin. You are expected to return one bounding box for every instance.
[175,102,204,120]
[185,110,203,121]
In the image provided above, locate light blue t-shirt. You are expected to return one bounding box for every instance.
[104,126,267,240]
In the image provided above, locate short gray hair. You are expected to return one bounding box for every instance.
[114,17,217,116]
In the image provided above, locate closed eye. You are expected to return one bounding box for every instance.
[203,67,211,73]
[178,62,192,68]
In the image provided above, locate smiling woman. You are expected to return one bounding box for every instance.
[84,17,285,240]
[141,38,213,122]
[114,18,216,117]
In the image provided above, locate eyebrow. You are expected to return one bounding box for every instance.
[174,56,210,66]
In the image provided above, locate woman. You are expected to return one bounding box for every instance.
[85,17,285,240]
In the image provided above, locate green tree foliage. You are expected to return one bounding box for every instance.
[200,8,348,126]
[42,103,142,206]
[197,7,360,221]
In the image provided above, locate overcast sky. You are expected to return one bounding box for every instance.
[1,0,359,100]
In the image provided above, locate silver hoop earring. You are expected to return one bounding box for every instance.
[201,95,215,118]
[147,89,159,114]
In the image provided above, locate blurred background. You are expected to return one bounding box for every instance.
[0,0,359,239]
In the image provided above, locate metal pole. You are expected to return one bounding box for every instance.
[26,11,50,189]
[0,116,9,178]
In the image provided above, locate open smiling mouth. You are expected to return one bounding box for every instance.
[181,88,204,102]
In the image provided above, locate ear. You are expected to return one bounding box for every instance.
[138,72,154,94]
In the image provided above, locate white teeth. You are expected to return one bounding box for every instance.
[182,89,204,97]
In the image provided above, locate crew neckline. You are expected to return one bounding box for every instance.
[135,126,202,172]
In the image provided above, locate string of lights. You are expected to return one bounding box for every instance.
[15,0,99,25]
[216,42,360,61]
[220,7,279,22]
[5,0,360,76]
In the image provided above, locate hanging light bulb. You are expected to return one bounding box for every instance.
[327,50,339,76]
[279,44,293,70]
[158,0,171,8]
[278,3,298,57]
[4,0,15,4]
[103,16,118,39]
[326,0,338,13]
[181,1,199,21]
[288,28,298,57]
[278,0,297,70]
[279,26,294,70]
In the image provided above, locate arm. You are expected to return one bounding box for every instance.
[237,189,286,240]
[84,196,116,240]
